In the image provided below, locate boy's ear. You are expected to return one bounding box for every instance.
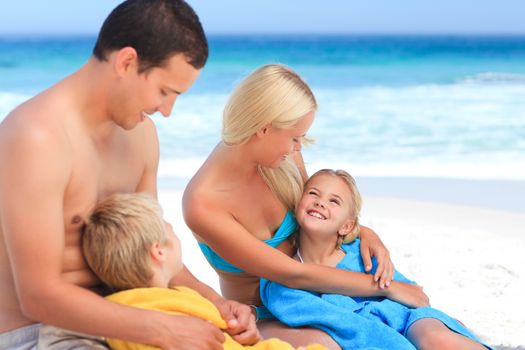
[149,241,167,263]
[338,219,356,237]
[114,47,139,76]
[256,124,271,139]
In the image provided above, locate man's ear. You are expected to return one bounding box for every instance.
[114,47,139,76]
[338,219,356,237]
[255,124,272,139]
[149,241,167,263]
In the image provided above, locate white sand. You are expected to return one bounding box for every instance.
[159,186,525,348]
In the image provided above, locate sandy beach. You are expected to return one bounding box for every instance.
[159,176,525,349]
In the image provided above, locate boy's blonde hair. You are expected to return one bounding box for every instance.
[307,169,362,245]
[222,64,317,210]
[82,193,167,291]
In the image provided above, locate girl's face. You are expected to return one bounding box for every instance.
[260,111,315,168]
[295,174,356,238]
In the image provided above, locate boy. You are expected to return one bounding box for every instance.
[73,192,324,350]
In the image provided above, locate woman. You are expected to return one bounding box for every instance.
[183,64,413,349]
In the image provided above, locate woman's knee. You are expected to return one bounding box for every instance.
[258,319,341,350]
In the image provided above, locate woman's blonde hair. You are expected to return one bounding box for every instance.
[82,193,167,291]
[222,64,317,209]
[308,169,362,245]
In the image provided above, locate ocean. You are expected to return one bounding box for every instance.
[1,35,525,188]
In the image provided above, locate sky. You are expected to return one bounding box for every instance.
[1,0,525,36]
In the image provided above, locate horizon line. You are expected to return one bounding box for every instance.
[2,32,525,39]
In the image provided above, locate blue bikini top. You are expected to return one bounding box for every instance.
[197,210,298,273]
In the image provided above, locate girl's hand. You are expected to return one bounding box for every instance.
[359,226,395,288]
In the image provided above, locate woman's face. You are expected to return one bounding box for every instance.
[262,111,315,168]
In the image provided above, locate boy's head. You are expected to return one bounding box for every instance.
[295,169,362,246]
[82,193,182,291]
[93,0,208,72]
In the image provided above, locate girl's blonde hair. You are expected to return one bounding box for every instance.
[82,193,167,291]
[308,169,362,245]
[222,64,317,209]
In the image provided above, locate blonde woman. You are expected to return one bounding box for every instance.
[183,64,421,349]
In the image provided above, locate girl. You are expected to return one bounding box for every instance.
[261,169,491,350]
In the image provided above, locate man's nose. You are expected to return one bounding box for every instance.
[158,96,177,117]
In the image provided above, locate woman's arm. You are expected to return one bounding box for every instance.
[183,196,428,308]
[359,225,395,288]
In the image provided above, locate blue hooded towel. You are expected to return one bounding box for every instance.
[260,240,491,350]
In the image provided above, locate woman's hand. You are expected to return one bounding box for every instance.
[385,281,430,308]
[359,225,395,288]
[212,298,261,345]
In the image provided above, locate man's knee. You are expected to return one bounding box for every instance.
[38,325,108,350]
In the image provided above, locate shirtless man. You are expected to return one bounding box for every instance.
[0,1,257,349]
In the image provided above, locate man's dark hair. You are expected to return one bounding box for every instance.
[93,0,208,72]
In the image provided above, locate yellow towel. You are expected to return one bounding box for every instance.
[106,287,326,350]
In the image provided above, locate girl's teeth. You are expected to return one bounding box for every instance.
[308,211,325,219]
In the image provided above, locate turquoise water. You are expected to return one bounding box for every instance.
[1,35,525,182]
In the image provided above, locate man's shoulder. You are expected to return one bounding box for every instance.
[2,89,67,130]
[1,108,67,150]
[0,100,72,169]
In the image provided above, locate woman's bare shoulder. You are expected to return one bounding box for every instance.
[182,154,228,214]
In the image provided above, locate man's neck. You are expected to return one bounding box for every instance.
[68,58,119,138]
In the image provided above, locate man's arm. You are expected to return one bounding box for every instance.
[135,118,160,198]
[0,122,223,349]
[170,266,260,345]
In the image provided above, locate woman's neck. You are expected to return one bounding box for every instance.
[215,142,261,180]
[296,229,344,267]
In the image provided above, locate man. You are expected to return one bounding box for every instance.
[0,1,258,349]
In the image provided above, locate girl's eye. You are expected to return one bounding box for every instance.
[308,191,318,196]
[330,199,341,205]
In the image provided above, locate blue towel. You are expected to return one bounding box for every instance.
[260,240,492,350]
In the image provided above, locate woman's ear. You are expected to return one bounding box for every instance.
[114,47,139,76]
[256,124,271,139]
[149,241,167,263]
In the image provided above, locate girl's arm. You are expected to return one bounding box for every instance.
[183,196,428,308]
